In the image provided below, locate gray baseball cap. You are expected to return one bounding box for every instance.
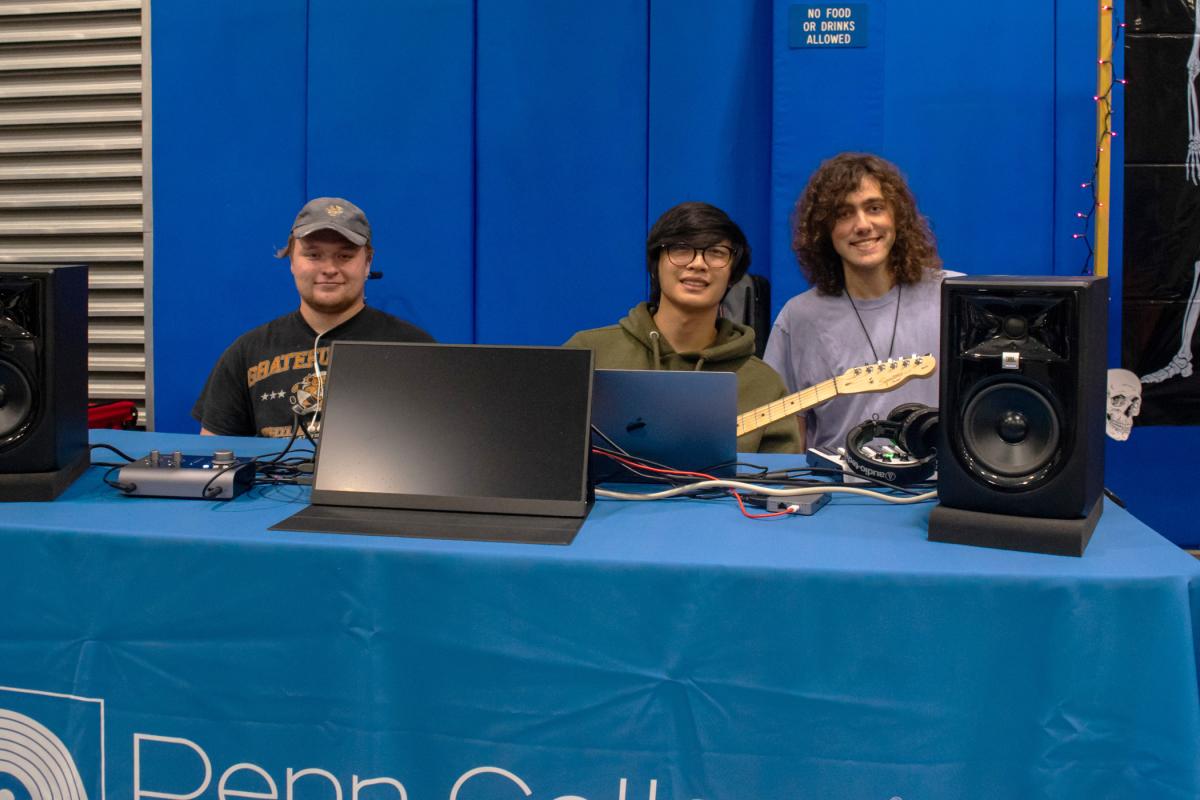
[290,197,371,246]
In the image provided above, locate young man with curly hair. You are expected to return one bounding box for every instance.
[763,152,947,450]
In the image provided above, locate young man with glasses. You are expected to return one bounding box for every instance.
[763,153,947,450]
[193,196,434,438]
[565,201,801,453]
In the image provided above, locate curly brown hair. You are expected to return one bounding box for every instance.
[792,152,941,295]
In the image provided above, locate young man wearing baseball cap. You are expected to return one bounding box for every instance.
[192,197,434,438]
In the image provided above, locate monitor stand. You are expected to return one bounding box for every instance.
[271,502,591,545]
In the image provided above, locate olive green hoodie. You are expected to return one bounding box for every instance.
[565,303,801,454]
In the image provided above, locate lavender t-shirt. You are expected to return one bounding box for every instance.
[763,272,949,450]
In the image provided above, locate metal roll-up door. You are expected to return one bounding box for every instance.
[0,0,148,426]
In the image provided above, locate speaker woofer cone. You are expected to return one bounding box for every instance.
[0,358,34,441]
[962,382,1059,483]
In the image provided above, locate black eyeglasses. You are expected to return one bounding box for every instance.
[661,243,736,268]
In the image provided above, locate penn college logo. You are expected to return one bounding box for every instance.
[0,686,104,800]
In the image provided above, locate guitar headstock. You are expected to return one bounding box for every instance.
[833,353,936,395]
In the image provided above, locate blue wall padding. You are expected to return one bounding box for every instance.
[882,6,1055,280]
[474,1,649,345]
[306,0,474,345]
[150,1,308,434]
[648,0,774,280]
[770,0,887,308]
[1105,429,1192,546]
[770,1,1062,307]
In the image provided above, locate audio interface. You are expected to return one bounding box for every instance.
[119,449,256,499]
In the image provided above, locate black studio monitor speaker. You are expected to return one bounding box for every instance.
[928,275,1107,556]
[0,264,90,501]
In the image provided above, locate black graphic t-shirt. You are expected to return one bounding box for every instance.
[192,307,434,437]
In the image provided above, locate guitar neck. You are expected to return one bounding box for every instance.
[736,377,838,437]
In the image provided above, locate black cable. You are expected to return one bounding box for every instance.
[89,442,137,462]
[699,459,931,495]
[590,424,630,456]
[591,426,694,477]
[724,459,771,475]
[754,466,935,495]
[590,425,739,487]
[1103,487,1127,509]
[102,464,135,493]
[199,464,237,499]
[590,445,695,485]
[254,415,310,465]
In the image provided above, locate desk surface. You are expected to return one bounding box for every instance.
[0,429,1196,800]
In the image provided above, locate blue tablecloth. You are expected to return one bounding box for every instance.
[0,429,1197,800]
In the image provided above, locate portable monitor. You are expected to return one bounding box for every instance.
[273,342,594,544]
[589,369,738,483]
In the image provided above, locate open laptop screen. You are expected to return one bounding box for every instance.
[308,342,593,518]
[589,369,738,482]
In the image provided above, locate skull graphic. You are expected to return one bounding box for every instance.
[1106,368,1141,441]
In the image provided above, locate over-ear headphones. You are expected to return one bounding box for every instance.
[843,403,939,485]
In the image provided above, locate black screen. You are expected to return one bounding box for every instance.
[310,342,593,517]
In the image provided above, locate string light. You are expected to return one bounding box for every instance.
[1075,2,1125,275]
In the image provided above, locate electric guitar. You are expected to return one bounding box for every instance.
[736,354,936,436]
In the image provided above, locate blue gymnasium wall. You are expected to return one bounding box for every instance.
[151,0,774,426]
[151,3,1191,543]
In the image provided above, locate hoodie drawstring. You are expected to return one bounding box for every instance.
[649,330,663,370]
